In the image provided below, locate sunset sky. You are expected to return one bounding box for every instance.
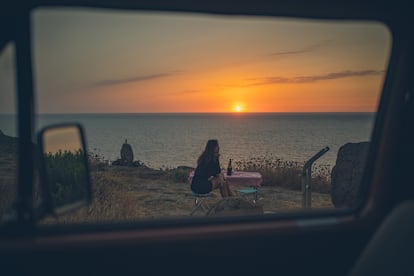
[30,8,391,113]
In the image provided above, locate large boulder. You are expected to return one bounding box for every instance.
[331,142,369,208]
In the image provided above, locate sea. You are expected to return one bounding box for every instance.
[0,113,376,170]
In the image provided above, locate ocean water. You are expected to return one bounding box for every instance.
[1,113,376,169]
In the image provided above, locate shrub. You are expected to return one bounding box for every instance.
[234,157,331,194]
[164,166,194,183]
[44,149,88,206]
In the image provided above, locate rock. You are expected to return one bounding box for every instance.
[111,159,142,167]
[168,166,194,183]
[0,129,16,142]
[331,142,369,208]
[120,139,134,166]
[0,130,19,154]
[207,197,263,216]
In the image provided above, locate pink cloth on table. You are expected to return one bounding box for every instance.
[188,170,262,187]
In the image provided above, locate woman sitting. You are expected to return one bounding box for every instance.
[191,139,232,197]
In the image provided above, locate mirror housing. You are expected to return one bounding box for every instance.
[37,123,91,217]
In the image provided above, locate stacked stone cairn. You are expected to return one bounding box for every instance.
[112,139,140,167]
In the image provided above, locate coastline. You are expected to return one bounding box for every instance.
[0,130,333,223]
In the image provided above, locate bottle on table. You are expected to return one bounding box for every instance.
[227,159,232,176]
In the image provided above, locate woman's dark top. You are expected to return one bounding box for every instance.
[191,159,221,194]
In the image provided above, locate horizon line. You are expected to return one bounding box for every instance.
[33,111,377,115]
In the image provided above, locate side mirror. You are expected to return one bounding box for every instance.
[37,124,91,217]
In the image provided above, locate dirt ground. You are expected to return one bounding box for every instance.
[0,130,334,224]
[44,165,334,224]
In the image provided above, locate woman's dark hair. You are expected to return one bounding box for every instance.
[197,139,219,165]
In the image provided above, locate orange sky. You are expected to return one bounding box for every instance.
[28,9,391,114]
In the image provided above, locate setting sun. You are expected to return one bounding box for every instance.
[232,103,245,112]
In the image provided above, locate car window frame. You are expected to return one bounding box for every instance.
[1,0,408,239]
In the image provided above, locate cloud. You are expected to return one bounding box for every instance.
[269,40,331,57]
[89,72,176,88]
[270,50,310,56]
[245,69,385,86]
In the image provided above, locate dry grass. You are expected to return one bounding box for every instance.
[40,160,333,224]
[235,157,331,193]
[0,142,334,224]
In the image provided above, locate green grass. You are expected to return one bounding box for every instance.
[44,149,89,206]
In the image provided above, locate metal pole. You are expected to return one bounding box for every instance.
[302,147,329,209]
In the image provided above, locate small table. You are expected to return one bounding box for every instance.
[188,170,263,202]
